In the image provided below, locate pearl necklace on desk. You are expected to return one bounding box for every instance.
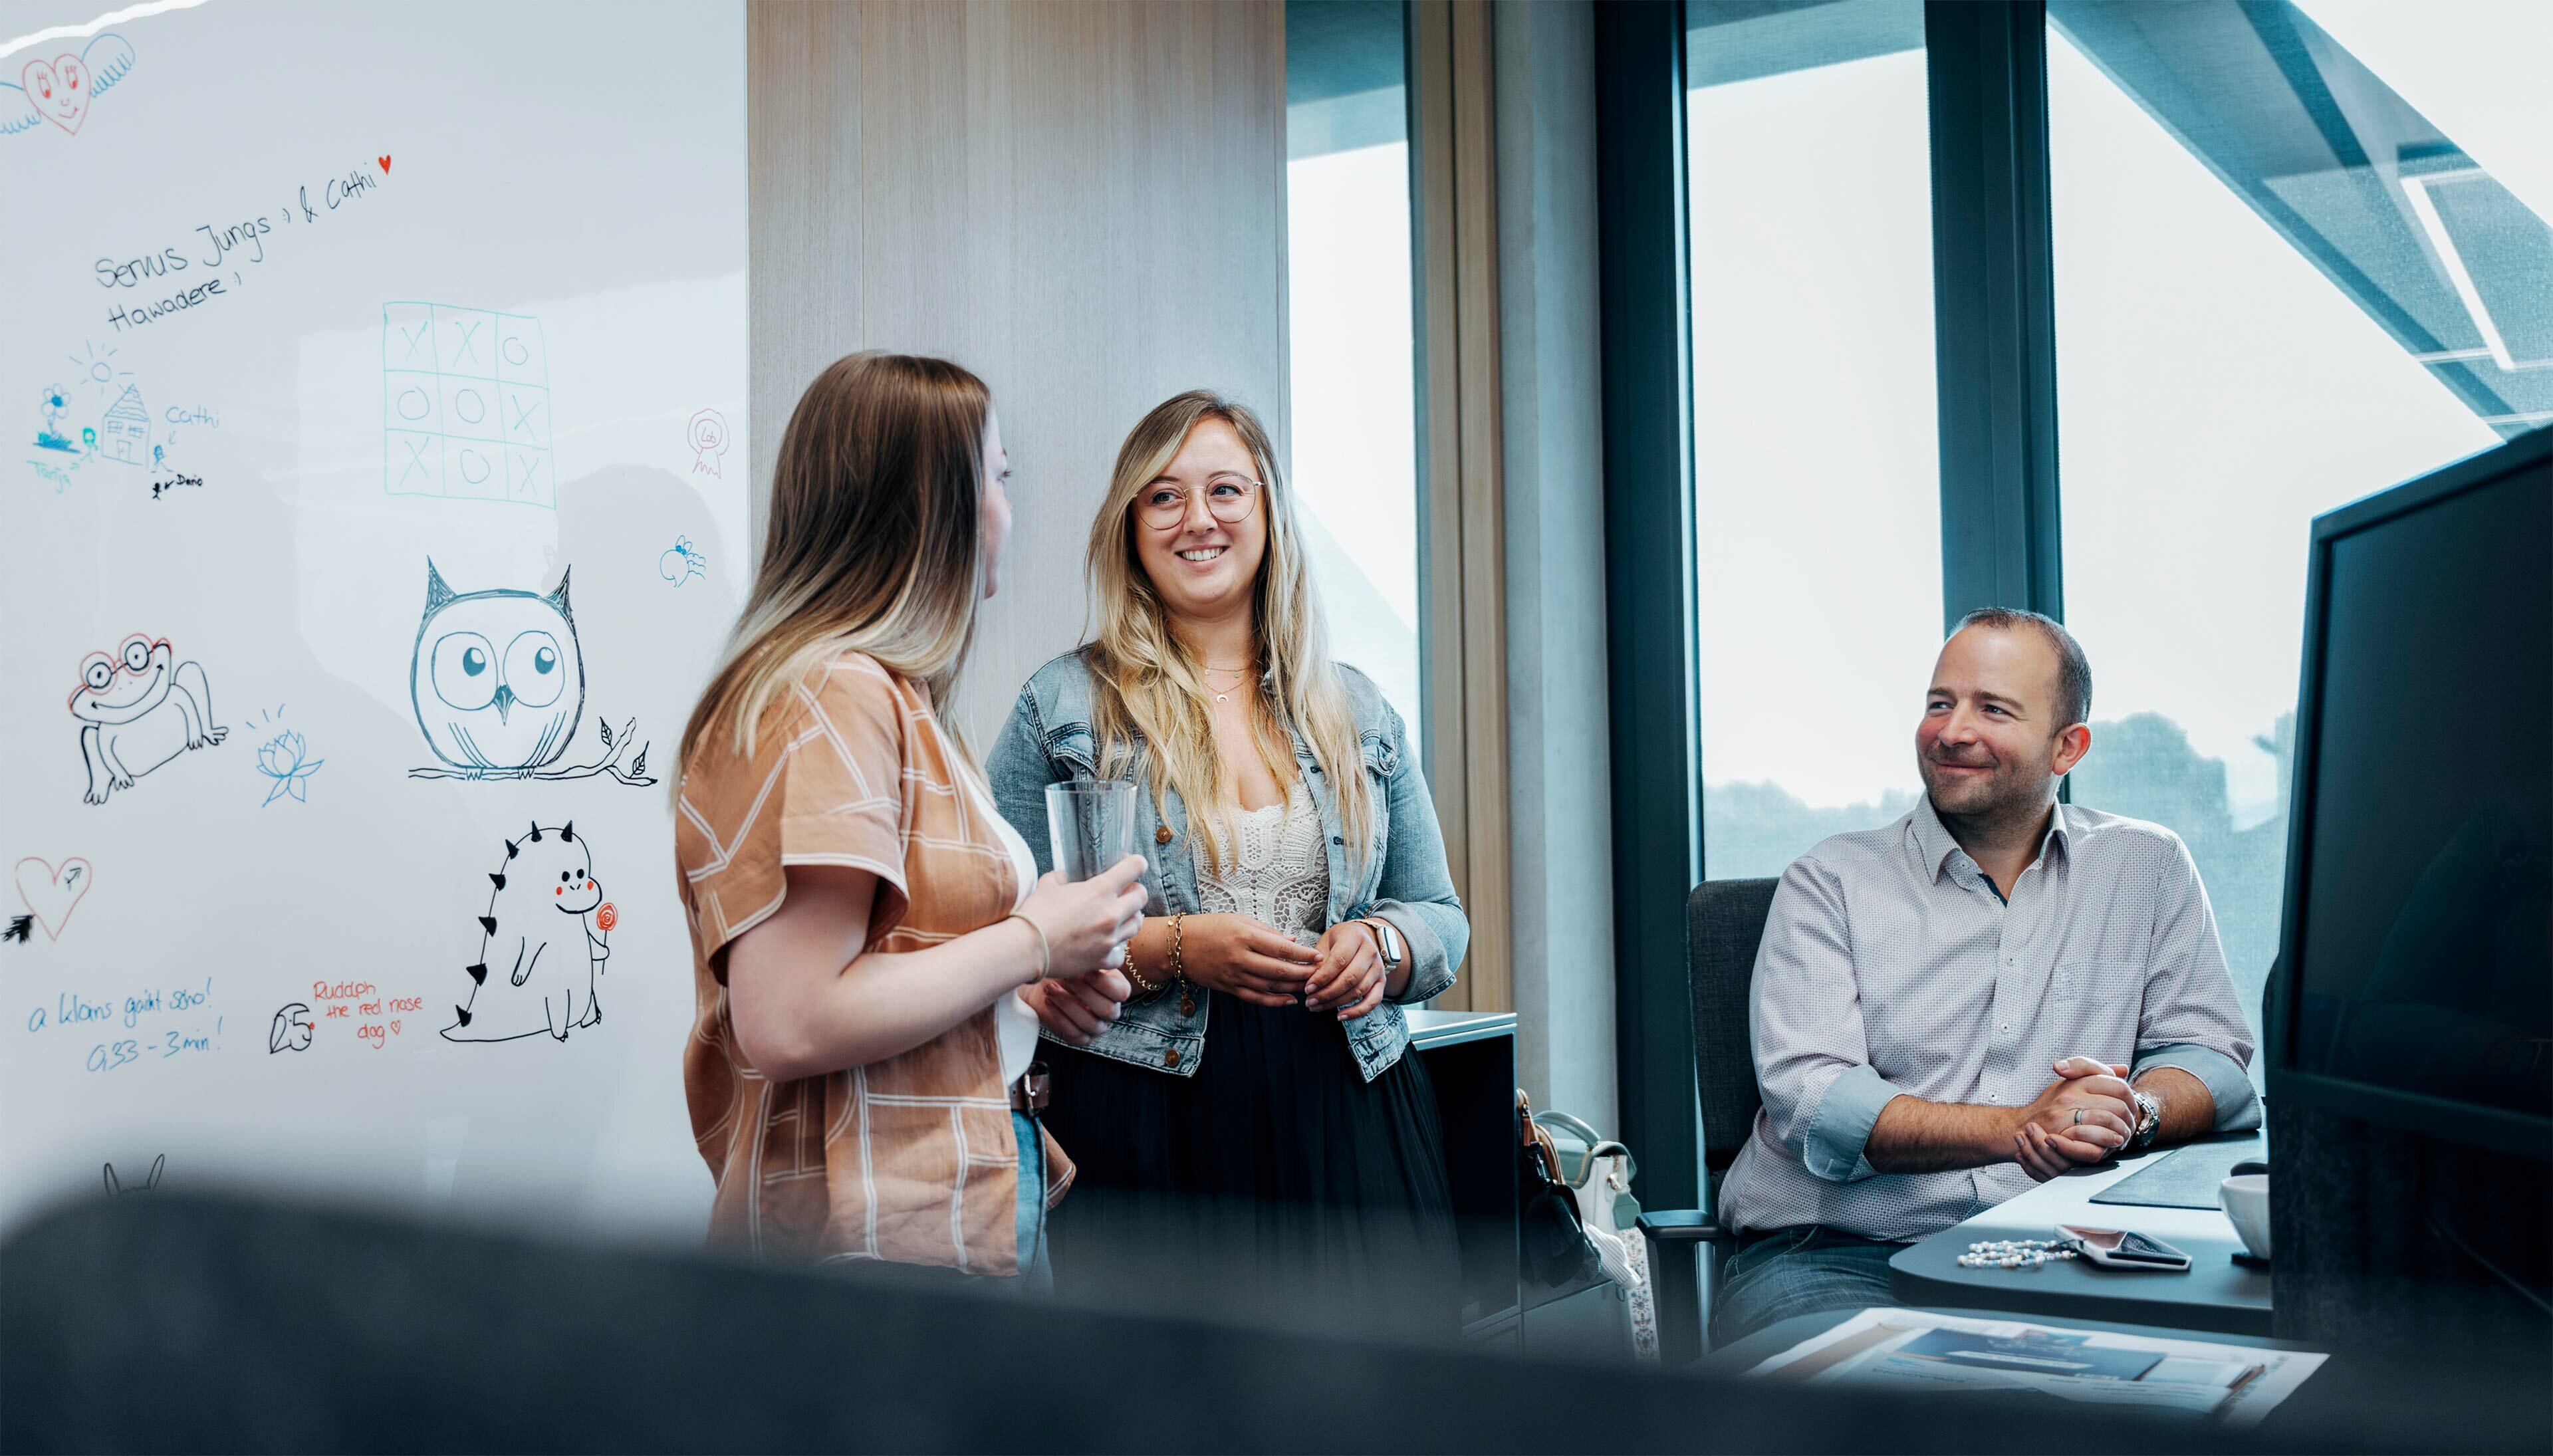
[1958,1237,2081,1270]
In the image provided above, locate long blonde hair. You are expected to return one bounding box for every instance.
[1083,392,1372,875]
[679,352,993,785]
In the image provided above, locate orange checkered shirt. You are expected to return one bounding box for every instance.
[675,651,1070,1271]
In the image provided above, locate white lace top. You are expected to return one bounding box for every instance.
[1193,775,1330,949]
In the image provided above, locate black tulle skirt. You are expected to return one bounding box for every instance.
[1040,991,1459,1324]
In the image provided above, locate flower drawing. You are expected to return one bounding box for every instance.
[255,729,324,805]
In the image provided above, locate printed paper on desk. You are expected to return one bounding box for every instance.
[1746,1308,2327,1427]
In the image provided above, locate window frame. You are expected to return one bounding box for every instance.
[1598,0,2068,1210]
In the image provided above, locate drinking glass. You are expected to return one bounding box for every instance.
[1045,779,1138,882]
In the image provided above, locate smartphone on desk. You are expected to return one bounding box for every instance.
[2058,1225,2193,1271]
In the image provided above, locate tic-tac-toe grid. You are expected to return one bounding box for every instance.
[382,303,554,507]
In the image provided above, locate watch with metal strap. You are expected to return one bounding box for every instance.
[2127,1086,2163,1152]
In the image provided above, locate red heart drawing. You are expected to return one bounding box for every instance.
[14,857,94,940]
[21,55,90,135]
[378,154,392,173]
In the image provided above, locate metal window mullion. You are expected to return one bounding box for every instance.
[1596,0,1703,1215]
[1927,0,2063,630]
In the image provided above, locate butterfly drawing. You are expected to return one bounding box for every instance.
[4,33,138,138]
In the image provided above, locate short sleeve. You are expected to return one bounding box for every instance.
[675,655,911,984]
[778,659,911,908]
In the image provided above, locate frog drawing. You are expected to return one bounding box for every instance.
[68,635,226,805]
[443,821,612,1044]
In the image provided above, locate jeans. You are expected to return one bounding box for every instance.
[1708,1225,1905,1351]
[1012,1109,1053,1296]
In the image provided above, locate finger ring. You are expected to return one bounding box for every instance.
[2072,1108,2084,1124]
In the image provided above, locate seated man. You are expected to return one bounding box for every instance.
[1709,607,2260,1350]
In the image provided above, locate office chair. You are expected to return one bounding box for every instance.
[1635,878,1778,1370]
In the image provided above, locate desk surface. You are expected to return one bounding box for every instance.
[1888,1134,2270,1336]
[1403,1009,1518,1049]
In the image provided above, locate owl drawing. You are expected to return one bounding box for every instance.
[409,560,584,778]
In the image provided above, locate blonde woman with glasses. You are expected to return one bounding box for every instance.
[673,352,1146,1285]
[988,390,1466,1307]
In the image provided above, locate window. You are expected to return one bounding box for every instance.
[2047,0,2544,1066]
[1284,1,1423,740]
[1685,0,1942,879]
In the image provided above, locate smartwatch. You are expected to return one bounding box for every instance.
[1361,917,1405,974]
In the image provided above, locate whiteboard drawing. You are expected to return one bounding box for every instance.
[70,636,227,804]
[443,822,614,1043]
[658,534,707,587]
[686,408,729,477]
[34,384,77,452]
[2,33,138,138]
[102,1154,164,1195]
[12,856,94,941]
[269,1003,314,1053]
[255,728,324,804]
[410,560,582,775]
[406,560,656,785]
[96,385,148,465]
[382,302,554,506]
[70,341,132,404]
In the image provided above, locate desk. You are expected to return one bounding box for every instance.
[1405,1009,1635,1360]
[1405,1011,1522,1342]
[1888,1135,2270,1336]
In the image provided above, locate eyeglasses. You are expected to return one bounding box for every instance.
[1137,473,1260,529]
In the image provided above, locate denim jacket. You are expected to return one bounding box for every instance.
[987,649,1467,1082]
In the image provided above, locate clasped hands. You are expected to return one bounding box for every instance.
[1175,914,1388,1019]
[2010,1054,2139,1183]
[1027,910,1390,1045]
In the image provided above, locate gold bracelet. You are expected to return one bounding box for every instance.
[1002,911,1050,983]
[1167,912,1187,984]
[1126,931,1164,997]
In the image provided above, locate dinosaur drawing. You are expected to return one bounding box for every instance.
[441,822,612,1044]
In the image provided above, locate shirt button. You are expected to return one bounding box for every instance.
[1331,836,1344,846]
[1163,1048,1181,1068]
[1155,825,1173,845]
[1985,1092,2000,1103]
[1998,1023,2011,1035]
[2005,957,2016,966]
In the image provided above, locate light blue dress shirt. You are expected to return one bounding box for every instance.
[1717,796,2261,1243]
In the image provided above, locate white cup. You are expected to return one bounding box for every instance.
[2219,1173,2271,1260]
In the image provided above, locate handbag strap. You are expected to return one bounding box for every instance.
[1535,1111,1636,1188]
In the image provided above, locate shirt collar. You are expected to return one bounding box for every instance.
[1908,794,2072,886]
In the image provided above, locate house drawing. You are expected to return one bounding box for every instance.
[99,385,150,465]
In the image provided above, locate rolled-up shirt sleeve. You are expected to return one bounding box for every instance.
[2131,834,2263,1132]
[1754,857,1908,1182]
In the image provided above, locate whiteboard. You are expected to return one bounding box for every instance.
[1,0,748,1241]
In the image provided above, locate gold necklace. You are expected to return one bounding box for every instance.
[1200,662,1251,705]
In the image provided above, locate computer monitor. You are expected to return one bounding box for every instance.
[2269,427,2551,1154]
